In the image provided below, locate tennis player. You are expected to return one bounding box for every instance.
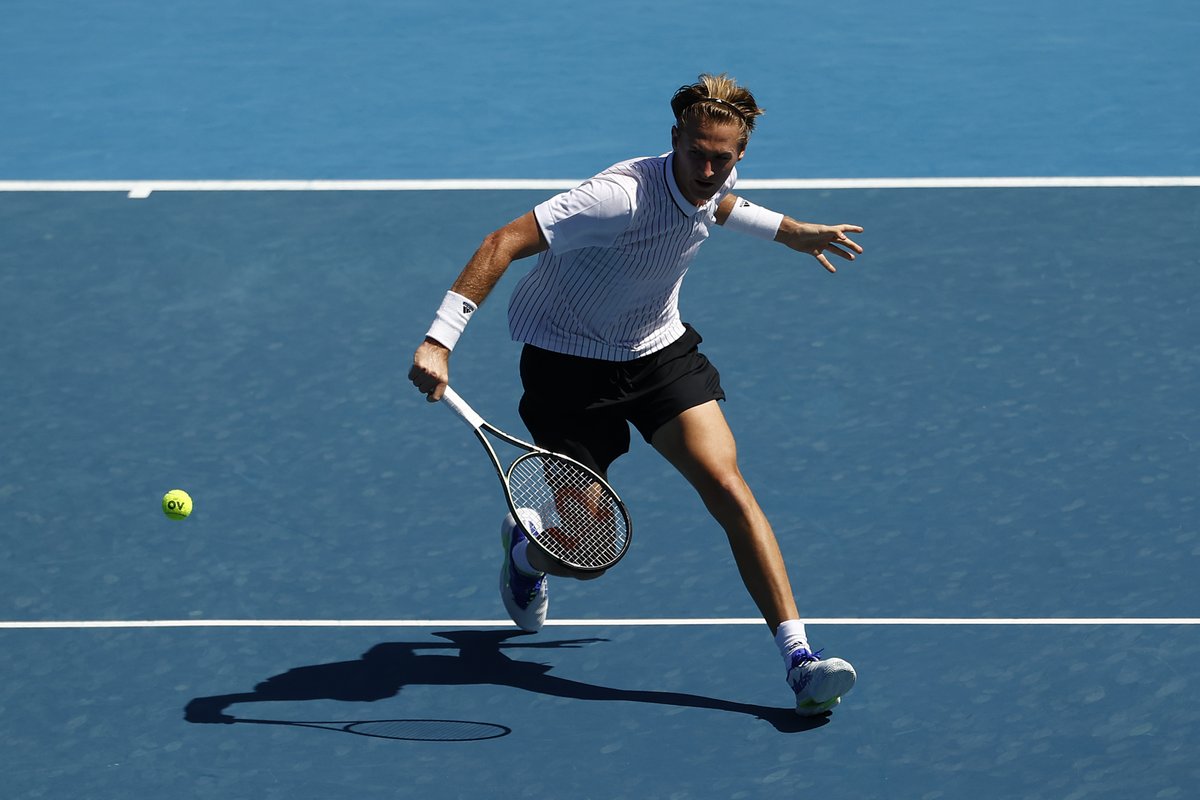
[410,73,862,716]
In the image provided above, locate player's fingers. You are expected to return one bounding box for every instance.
[835,234,864,254]
[408,364,444,400]
[816,253,837,273]
[825,243,856,261]
[408,366,430,391]
[416,377,445,401]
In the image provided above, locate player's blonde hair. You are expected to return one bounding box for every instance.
[670,73,764,146]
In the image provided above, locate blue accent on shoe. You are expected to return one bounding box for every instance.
[787,648,823,693]
[791,648,824,663]
[506,522,545,611]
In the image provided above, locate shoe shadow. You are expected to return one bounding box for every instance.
[183,630,827,737]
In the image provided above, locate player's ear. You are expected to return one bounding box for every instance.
[671,125,679,149]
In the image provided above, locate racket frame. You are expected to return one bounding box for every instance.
[440,386,631,572]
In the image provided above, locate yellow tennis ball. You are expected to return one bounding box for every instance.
[162,489,193,520]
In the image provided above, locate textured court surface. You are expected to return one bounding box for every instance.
[3,186,1198,798]
[0,624,1194,799]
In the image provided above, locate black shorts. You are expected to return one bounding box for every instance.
[518,324,725,478]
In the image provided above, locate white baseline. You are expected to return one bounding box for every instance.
[1,617,1197,630]
[0,177,1198,199]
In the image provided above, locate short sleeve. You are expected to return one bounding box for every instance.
[533,176,636,253]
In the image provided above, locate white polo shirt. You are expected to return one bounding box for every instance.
[507,152,736,361]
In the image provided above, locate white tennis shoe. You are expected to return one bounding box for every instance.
[500,508,549,632]
[787,648,857,716]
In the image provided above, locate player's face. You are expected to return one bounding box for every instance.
[671,119,746,206]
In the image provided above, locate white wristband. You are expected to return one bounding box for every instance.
[425,290,478,351]
[723,198,785,241]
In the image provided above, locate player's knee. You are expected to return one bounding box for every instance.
[697,464,751,504]
[697,467,760,520]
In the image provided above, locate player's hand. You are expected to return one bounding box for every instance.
[778,221,864,274]
[409,338,451,402]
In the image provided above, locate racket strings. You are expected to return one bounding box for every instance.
[507,455,628,568]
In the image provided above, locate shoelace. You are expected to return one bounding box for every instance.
[787,648,826,694]
[789,648,825,667]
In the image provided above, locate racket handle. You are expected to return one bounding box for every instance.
[440,386,485,430]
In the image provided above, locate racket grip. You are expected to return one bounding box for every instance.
[440,386,485,429]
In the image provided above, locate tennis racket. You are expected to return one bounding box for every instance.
[439,386,632,572]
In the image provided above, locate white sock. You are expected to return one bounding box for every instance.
[774,620,809,667]
[511,539,543,577]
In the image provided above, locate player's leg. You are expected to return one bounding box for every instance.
[649,400,798,629]
[650,400,856,714]
[498,345,630,632]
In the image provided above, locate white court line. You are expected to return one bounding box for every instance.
[1,618,1198,629]
[0,177,1198,198]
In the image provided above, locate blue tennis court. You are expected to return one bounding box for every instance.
[2,2,1198,798]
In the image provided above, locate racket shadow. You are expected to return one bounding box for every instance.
[183,629,827,738]
[234,717,512,742]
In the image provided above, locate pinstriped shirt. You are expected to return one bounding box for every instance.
[507,153,736,361]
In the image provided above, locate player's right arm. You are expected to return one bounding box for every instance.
[409,211,548,402]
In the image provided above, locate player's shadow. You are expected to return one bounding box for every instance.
[183,630,828,736]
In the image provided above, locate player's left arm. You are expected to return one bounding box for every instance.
[716,193,864,274]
